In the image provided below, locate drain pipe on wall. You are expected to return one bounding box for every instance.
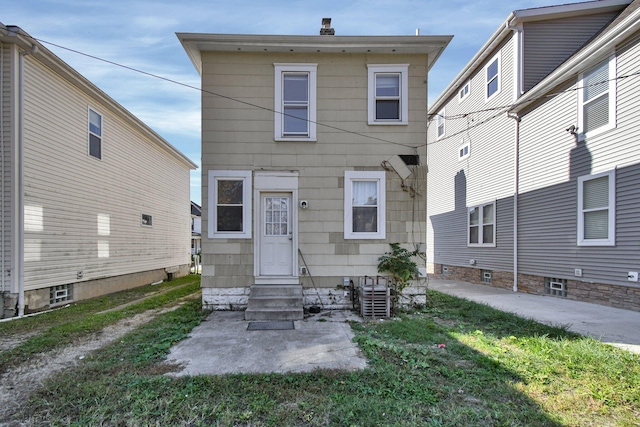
[507,112,520,293]
[15,42,37,317]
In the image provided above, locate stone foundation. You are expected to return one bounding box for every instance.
[1,292,18,319]
[202,287,250,311]
[430,263,640,312]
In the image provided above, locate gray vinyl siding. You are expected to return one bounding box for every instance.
[0,43,14,293]
[522,12,618,92]
[427,36,516,271]
[20,55,192,291]
[517,33,640,289]
[201,51,428,288]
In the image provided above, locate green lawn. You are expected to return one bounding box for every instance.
[4,280,640,426]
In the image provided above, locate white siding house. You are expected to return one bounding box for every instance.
[426,0,640,311]
[0,24,197,318]
[179,22,451,318]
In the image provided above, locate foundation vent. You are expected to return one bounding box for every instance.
[545,278,567,297]
[441,265,451,275]
[50,284,74,306]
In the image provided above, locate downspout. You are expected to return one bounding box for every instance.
[1,44,5,294]
[16,44,36,317]
[507,19,522,293]
[507,112,520,293]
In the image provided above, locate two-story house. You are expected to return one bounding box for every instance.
[1,24,197,318]
[179,21,451,319]
[426,0,640,311]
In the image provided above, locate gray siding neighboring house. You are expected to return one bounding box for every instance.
[426,0,640,311]
[0,24,197,318]
[178,24,451,315]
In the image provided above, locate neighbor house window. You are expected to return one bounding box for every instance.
[344,171,386,239]
[578,56,616,140]
[436,109,445,139]
[485,54,500,101]
[459,141,470,161]
[208,170,252,239]
[468,201,495,246]
[274,64,317,141]
[368,64,409,125]
[578,170,615,246]
[88,108,102,159]
[458,81,470,102]
[141,214,153,226]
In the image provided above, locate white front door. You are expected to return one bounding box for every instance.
[259,193,293,276]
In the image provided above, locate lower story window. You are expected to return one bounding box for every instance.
[209,170,252,239]
[468,201,495,247]
[344,171,386,239]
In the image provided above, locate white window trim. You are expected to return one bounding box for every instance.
[458,81,470,103]
[208,170,252,239]
[274,63,317,141]
[88,107,102,160]
[436,109,445,139]
[467,200,496,247]
[577,169,615,246]
[344,171,386,239]
[484,53,501,102]
[577,55,616,141]
[459,141,470,161]
[367,64,409,125]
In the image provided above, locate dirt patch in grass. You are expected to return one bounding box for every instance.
[0,309,173,425]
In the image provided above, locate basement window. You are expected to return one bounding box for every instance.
[545,277,567,297]
[481,269,492,283]
[50,284,73,306]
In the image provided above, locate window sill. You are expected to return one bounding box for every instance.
[275,137,317,142]
[367,121,408,126]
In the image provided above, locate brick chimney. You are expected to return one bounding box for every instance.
[320,18,335,35]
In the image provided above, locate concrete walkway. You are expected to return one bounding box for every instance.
[166,310,368,376]
[428,279,640,354]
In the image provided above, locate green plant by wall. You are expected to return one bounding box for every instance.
[377,243,420,293]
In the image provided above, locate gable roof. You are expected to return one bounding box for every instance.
[191,201,201,216]
[510,0,640,114]
[177,33,452,75]
[0,23,198,170]
[428,0,631,114]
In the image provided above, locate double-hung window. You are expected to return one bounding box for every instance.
[436,109,445,139]
[485,53,500,101]
[208,170,252,239]
[88,108,102,159]
[368,64,409,125]
[577,170,615,246]
[468,201,495,247]
[578,56,616,140]
[458,81,470,102]
[274,64,317,141]
[344,171,386,239]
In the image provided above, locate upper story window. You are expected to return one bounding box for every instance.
[367,64,409,125]
[577,170,615,246]
[578,56,616,140]
[459,141,470,161]
[468,201,495,247]
[141,214,153,227]
[274,64,317,141]
[344,171,386,239]
[208,170,252,239]
[458,81,470,102]
[436,109,445,139]
[485,53,500,101]
[88,108,102,159]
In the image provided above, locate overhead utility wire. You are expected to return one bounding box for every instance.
[31,37,418,149]
[428,71,640,121]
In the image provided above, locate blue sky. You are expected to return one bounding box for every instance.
[5,0,593,205]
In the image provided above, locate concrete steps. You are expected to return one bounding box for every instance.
[245,284,304,321]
